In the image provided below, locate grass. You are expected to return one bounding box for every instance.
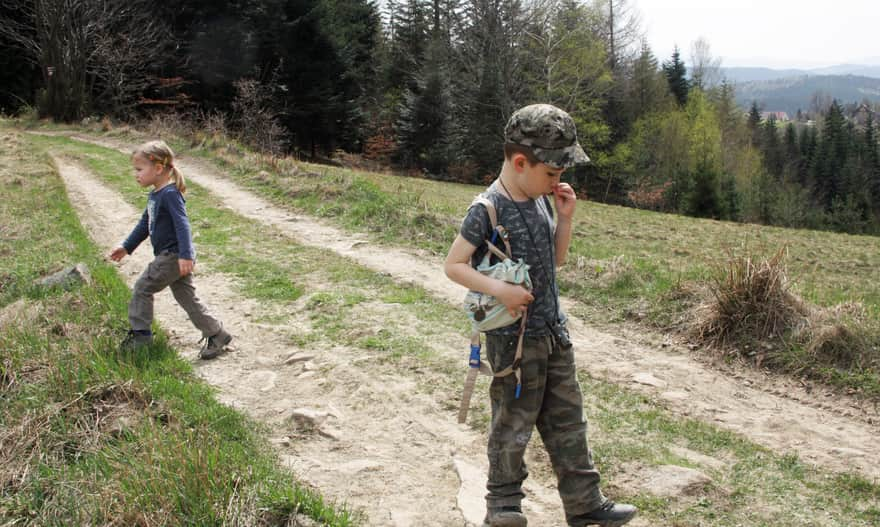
[89,122,880,398]
[0,130,356,526]
[9,120,880,526]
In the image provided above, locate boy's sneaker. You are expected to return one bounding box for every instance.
[119,330,152,351]
[483,506,527,527]
[569,500,637,527]
[198,328,232,360]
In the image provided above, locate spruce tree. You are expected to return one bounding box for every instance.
[395,36,452,176]
[662,46,688,107]
[746,101,762,145]
[812,100,849,210]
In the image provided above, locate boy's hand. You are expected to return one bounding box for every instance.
[495,282,534,318]
[109,246,127,262]
[551,183,577,219]
[179,258,194,277]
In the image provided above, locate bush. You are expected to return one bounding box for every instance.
[693,247,809,348]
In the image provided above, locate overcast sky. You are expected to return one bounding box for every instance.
[634,0,879,69]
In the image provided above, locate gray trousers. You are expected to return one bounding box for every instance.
[485,333,604,523]
[129,252,222,338]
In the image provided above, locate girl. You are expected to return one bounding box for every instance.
[110,140,232,359]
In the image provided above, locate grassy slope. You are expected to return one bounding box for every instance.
[106,125,880,397]
[11,123,880,526]
[0,130,356,525]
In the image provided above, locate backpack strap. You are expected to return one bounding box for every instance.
[470,195,512,259]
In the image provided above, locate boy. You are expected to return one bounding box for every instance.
[444,104,636,527]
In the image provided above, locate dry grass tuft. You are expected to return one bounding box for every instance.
[0,381,155,492]
[806,302,878,371]
[692,248,810,349]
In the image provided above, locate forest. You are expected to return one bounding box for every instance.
[2,0,879,234]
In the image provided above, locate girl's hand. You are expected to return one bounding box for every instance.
[179,258,194,277]
[494,282,534,318]
[551,182,577,220]
[109,247,127,262]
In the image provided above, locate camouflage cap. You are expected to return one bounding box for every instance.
[504,104,590,169]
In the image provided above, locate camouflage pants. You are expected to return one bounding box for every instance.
[129,251,222,338]
[485,332,604,523]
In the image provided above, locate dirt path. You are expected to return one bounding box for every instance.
[47,132,880,484]
[52,155,588,527]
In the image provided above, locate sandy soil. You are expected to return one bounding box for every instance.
[46,131,880,525]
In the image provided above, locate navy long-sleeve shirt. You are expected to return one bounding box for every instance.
[122,184,195,260]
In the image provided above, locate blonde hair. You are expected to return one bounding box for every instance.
[133,140,186,194]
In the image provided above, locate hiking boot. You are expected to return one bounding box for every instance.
[569,500,637,527]
[119,329,152,351]
[483,506,527,527]
[198,328,232,360]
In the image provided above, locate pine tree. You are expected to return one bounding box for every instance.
[662,46,688,107]
[864,113,880,211]
[812,100,849,210]
[761,115,783,178]
[746,101,762,145]
[395,36,452,176]
[625,41,671,124]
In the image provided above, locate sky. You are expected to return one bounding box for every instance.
[634,0,880,69]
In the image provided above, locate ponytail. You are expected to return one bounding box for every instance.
[133,140,186,195]
[170,165,187,194]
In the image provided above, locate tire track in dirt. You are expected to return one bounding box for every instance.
[51,154,580,527]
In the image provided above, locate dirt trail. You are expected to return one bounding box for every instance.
[47,132,880,483]
[52,155,587,527]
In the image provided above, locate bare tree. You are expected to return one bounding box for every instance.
[595,0,642,72]
[690,36,722,91]
[0,0,171,120]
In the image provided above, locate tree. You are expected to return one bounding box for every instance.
[0,0,171,120]
[662,46,688,107]
[450,0,530,178]
[746,101,762,145]
[625,41,671,118]
[395,36,452,176]
[689,37,721,91]
[520,0,611,152]
[761,115,783,178]
[812,100,849,209]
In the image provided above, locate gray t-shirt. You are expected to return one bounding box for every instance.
[459,182,564,336]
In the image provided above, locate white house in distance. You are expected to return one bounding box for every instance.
[760,111,790,122]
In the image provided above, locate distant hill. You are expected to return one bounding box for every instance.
[732,74,880,115]
[723,64,880,83]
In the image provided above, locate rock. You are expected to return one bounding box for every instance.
[453,457,488,526]
[660,390,690,401]
[642,465,711,497]
[283,352,315,365]
[631,372,668,388]
[336,459,382,475]
[286,408,331,428]
[37,263,91,289]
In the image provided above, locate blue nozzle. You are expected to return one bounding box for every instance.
[515,382,522,399]
[468,343,481,368]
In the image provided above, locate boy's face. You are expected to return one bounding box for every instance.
[514,153,565,198]
[132,154,163,188]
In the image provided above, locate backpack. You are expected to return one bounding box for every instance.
[458,195,532,423]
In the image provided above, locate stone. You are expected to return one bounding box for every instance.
[453,456,487,526]
[631,372,668,388]
[641,465,711,497]
[37,263,91,290]
[286,408,331,428]
[283,352,315,365]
